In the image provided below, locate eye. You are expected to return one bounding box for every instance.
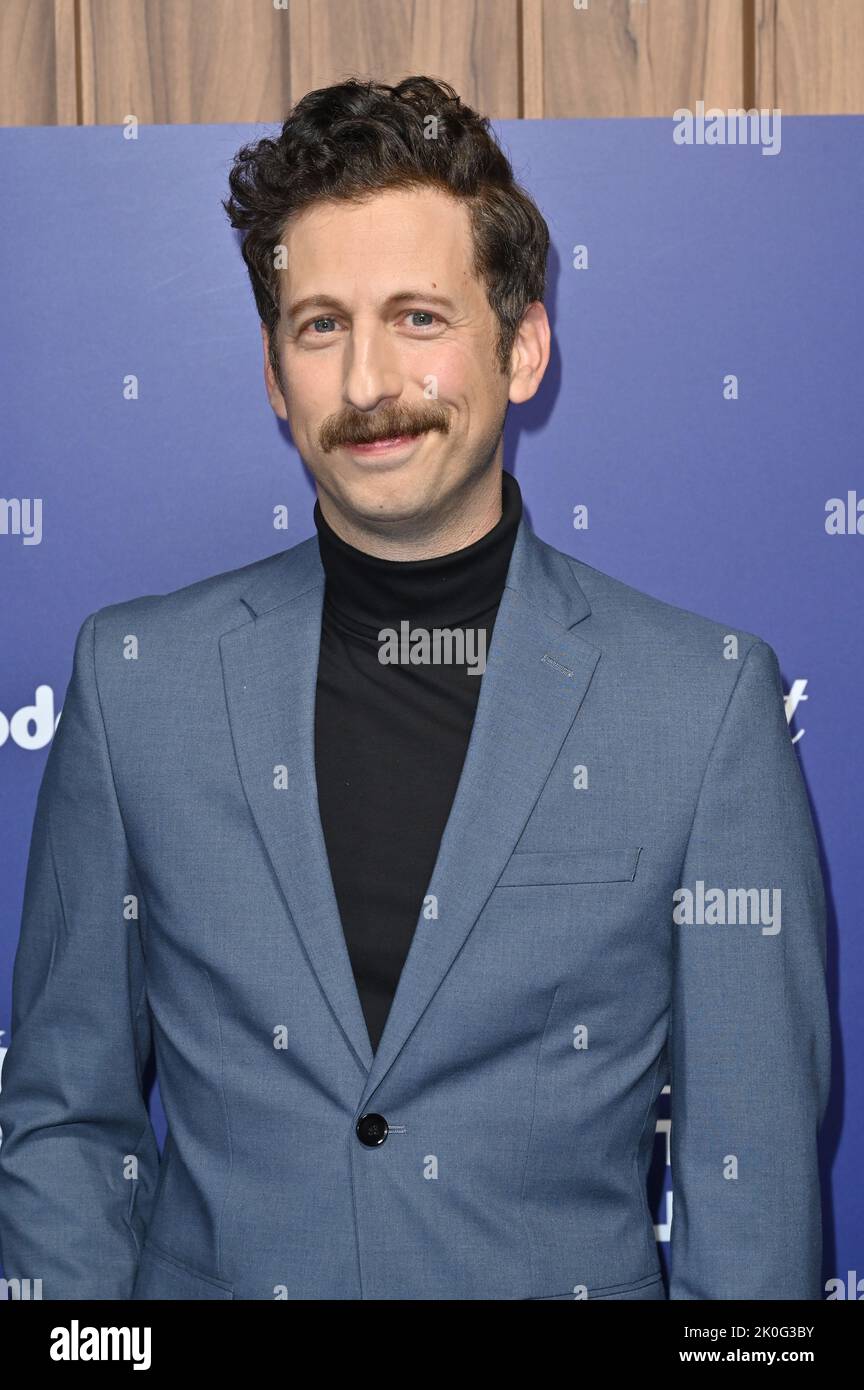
[406,310,439,328]
[304,317,338,335]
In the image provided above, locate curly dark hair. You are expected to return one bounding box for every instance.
[222,75,549,380]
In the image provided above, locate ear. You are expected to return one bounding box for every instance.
[261,321,288,420]
[507,302,551,406]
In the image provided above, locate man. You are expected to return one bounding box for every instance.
[0,76,829,1300]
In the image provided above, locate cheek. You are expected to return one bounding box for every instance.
[439,329,503,389]
[418,350,482,420]
[281,364,335,433]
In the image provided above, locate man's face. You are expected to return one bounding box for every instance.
[262,186,525,533]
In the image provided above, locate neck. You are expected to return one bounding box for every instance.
[313,469,524,635]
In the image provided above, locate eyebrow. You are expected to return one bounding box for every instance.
[285,290,458,322]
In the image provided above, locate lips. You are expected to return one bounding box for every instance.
[345,434,419,455]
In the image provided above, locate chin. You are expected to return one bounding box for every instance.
[333,469,442,526]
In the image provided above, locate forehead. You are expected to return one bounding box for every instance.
[278,186,477,301]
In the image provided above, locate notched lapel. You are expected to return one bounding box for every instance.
[219,543,375,1074]
[358,521,601,1110]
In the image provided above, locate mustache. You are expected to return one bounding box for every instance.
[319,403,450,452]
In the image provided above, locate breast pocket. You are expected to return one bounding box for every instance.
[496,846,641,887]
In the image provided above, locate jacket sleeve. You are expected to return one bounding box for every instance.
[668,638,831,1300]
[0,611,160,1299]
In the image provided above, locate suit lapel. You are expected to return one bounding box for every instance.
[219,516,601,1102]
[356,519,600,1109]
[219,538,375,1073]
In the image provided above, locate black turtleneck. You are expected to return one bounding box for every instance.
[313,470,523,1054]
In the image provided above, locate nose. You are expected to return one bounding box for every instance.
[342,317,404,414]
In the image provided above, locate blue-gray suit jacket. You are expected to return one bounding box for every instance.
[0,512,830,1300]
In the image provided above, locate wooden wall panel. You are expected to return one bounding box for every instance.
[540,0,746,117]
[755,0,864,113]
[2,0,864,127]
[76,0,291,124]
[286,0,521,120]
[0,0,77,126]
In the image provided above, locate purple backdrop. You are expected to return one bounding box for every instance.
[1,115,861,1296]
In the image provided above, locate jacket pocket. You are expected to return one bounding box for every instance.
[131,1238,234,1300]
[527,1272,665,1300]
[497,847,642,887]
